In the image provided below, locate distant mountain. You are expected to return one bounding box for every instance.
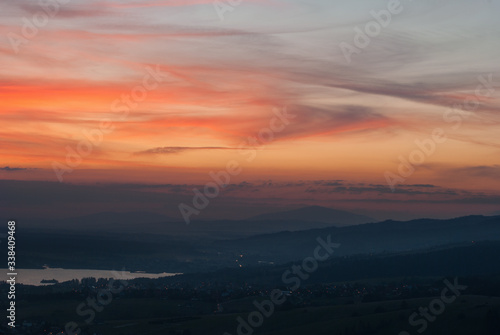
[220,215,500,264]
[247,205,374,226]
[19,211,354,239]
[15,206,371,238]
[15,214,500,274]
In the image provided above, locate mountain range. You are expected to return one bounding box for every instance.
[13,206,374,239]
[247,205,374,226]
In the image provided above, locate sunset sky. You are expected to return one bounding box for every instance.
[1,0,499,222]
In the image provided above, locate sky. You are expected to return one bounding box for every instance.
[1,0,499,222]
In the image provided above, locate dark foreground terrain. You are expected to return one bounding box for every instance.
[2,213,500,334]
[3,275,500,335]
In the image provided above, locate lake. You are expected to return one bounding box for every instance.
[0,267,179,286]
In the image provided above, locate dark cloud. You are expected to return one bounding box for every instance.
[135,146,242,155]
[452,165,500,178]
[125,179,463,198]
[306,185,455,196]
[407,184,436,188]
[1,179,499,222]
[0,166,30,172]
[263,104,392,142]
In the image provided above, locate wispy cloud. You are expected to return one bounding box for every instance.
[0,166,32,172]
[135,146,243,155]
[451,165,500,179]
[1,0,499,201]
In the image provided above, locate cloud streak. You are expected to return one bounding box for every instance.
[0,0,498,206]
[135,146,243,155]
[0,166,30,172]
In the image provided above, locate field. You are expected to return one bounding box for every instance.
[17,295,500,335]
